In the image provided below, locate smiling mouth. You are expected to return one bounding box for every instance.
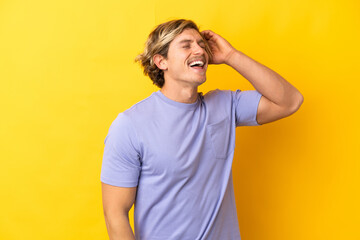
[188,60,206,70]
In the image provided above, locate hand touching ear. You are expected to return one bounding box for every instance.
[201,30,237,65]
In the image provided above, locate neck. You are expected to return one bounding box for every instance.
[160,84,199,104]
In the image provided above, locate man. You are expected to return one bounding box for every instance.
[101,19,303,240]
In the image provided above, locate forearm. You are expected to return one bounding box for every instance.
[104,213,135,240]
[226,50,303,109]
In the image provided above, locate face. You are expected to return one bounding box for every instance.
[161,28,209,88]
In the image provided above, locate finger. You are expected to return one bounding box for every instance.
[201,30,214,34]
[201,30,214,40]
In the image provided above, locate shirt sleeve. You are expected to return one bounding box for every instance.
[100,113,142,187]
[232,89,262,127]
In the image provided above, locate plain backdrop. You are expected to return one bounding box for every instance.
[0,0,359,239]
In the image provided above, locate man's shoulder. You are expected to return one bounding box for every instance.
[203,88,233,103]
[109,92,157,128]
[110,94,154,131]
[122,91,157,116]
[202,89,234,120]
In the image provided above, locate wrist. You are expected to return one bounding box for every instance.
[224,49,240,66]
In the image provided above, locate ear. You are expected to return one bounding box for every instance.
[153,54,168,70]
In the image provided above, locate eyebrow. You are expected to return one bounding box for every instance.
[178,39,205,45]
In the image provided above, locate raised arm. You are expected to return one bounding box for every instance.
[202,30,304,125]
[102,183,137,240]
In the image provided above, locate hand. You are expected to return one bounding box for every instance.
[201,30,237,65]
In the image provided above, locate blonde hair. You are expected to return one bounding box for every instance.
[135,19,213,88]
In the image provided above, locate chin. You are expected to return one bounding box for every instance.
[194,78,206,86]
[201,78,207,84]
[194,80,206,87]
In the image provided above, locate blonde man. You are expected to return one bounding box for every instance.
[101,19,303,240]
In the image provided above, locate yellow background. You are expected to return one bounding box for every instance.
[1,0,359,239]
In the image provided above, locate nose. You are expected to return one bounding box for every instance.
[193,43,205,55]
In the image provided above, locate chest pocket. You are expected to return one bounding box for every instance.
[207,118,231,159]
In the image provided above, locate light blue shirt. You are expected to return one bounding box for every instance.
[101,89,262,240]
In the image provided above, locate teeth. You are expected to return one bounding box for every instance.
[189,60,204,67]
